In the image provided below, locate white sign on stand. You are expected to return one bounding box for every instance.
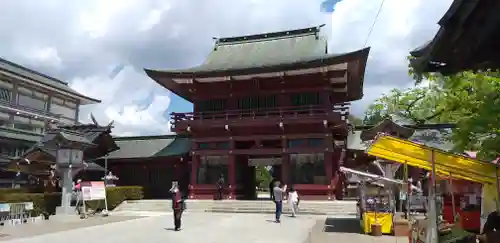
[80,181,107,217]
[81,181,106,200]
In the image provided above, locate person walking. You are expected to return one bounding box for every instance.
[273,181,287,223]
[216,174,225,200]
[170,181,185,231]
[269,178,276,200]
[287,186,300,217]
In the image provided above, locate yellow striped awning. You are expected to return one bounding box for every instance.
[366,134,499,184]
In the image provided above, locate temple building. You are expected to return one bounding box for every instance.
[143,26,370,200]
[0,57,100,187]
[410,0,500,75]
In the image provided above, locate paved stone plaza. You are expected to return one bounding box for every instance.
[0,213,407,243]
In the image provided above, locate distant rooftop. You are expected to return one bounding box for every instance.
[0,57,100,105]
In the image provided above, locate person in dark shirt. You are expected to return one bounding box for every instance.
[482,211,500,234]
[216,174,225,200]
[170,181,184,231]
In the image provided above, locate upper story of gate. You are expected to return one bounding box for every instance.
[145,26,370,136]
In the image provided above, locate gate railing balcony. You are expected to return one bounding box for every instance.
[171,103,350,124]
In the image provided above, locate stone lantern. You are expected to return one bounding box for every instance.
[41,129,94,215]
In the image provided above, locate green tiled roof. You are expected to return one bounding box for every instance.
[0,57,100,104]
[145,26,368,77]
[0,126,43,142]
[106,135,189,160]
[348,128,454,152]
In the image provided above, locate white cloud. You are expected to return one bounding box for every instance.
[26,46,63,70]
[70,66,171,136]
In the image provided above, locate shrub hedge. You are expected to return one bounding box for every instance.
[0,186,143,216]
[85,186,144,211]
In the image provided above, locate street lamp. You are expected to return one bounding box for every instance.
[42,129,94,215]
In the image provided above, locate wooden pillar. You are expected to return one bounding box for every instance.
[281,154,290,184]
[228,155,236,199]
[227,139,236,199]
[332,149,343,200]
[281,137,289,184]
[189,154,200,199]
[324,151,333,200]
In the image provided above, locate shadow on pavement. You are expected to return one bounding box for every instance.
[323,217,363,234]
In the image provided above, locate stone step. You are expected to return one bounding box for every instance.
[114,200,358,215]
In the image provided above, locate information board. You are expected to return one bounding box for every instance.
[81,181,106,201]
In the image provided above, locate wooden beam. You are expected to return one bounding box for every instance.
[193,133,327,142]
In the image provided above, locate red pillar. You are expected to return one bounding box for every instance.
[324,151,333,200]
[228,154,236,199]
[281,154,290,185]
[189,154,200,199]
[333,149,344,200]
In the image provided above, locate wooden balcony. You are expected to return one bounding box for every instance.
[171,104,350,132]
[0,99,62,121]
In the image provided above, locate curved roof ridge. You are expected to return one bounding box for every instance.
[216,25,323,45]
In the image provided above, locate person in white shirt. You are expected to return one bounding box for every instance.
[287,186,299,217]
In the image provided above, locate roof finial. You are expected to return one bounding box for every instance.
[90,113,99,126]
[107,120,114,128]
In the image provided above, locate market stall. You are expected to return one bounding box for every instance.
[340,167,417,235]
[366,134,500,243]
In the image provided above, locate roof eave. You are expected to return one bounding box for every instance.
[146,47,371,79]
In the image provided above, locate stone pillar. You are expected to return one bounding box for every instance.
[60,168,73,214]
[189,154,200,199]
[324,151,334,200]
[228,155,236,199]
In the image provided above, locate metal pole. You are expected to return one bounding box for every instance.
[449,173,456,223]
[426,150,438,243]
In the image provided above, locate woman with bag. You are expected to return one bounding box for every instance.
[287,186,300,217]
[170,181,185,231]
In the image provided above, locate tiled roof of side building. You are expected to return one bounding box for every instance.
[348,127,455,152]
[0,57,100,104]
[106,134,190,160]
[0,126,43,142]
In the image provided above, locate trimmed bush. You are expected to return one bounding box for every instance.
[0,186,143,216]
[0,192,61,216]
[0,188,29,196]
[85,186,144,211]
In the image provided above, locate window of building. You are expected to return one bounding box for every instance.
[0,111,10,127]
[0,80,13,103]
[308,138,324,147]
[196,99,227,112]
[13,116,45,133]
[289,153,326,184]
[50,103,76,118]
[238,95,276,110]
[198,143,211,149]
[288,139,307,148]
[290,92,321,106]
[196,156,228,184]
[0,88,11,103]
[215,142,229,149]
[17,86,49,111]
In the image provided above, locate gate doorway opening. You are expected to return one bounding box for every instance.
[237,156,281,200]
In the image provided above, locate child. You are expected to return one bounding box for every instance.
[288,186,299,217]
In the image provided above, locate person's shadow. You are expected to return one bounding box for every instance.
[164,228,177,231]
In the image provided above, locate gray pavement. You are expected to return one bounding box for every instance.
[0,212,408,243]
[2,213,319,243]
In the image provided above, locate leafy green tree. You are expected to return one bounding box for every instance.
[364,56,500,160]
[348,114,363,126]
[255,165,272,191]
